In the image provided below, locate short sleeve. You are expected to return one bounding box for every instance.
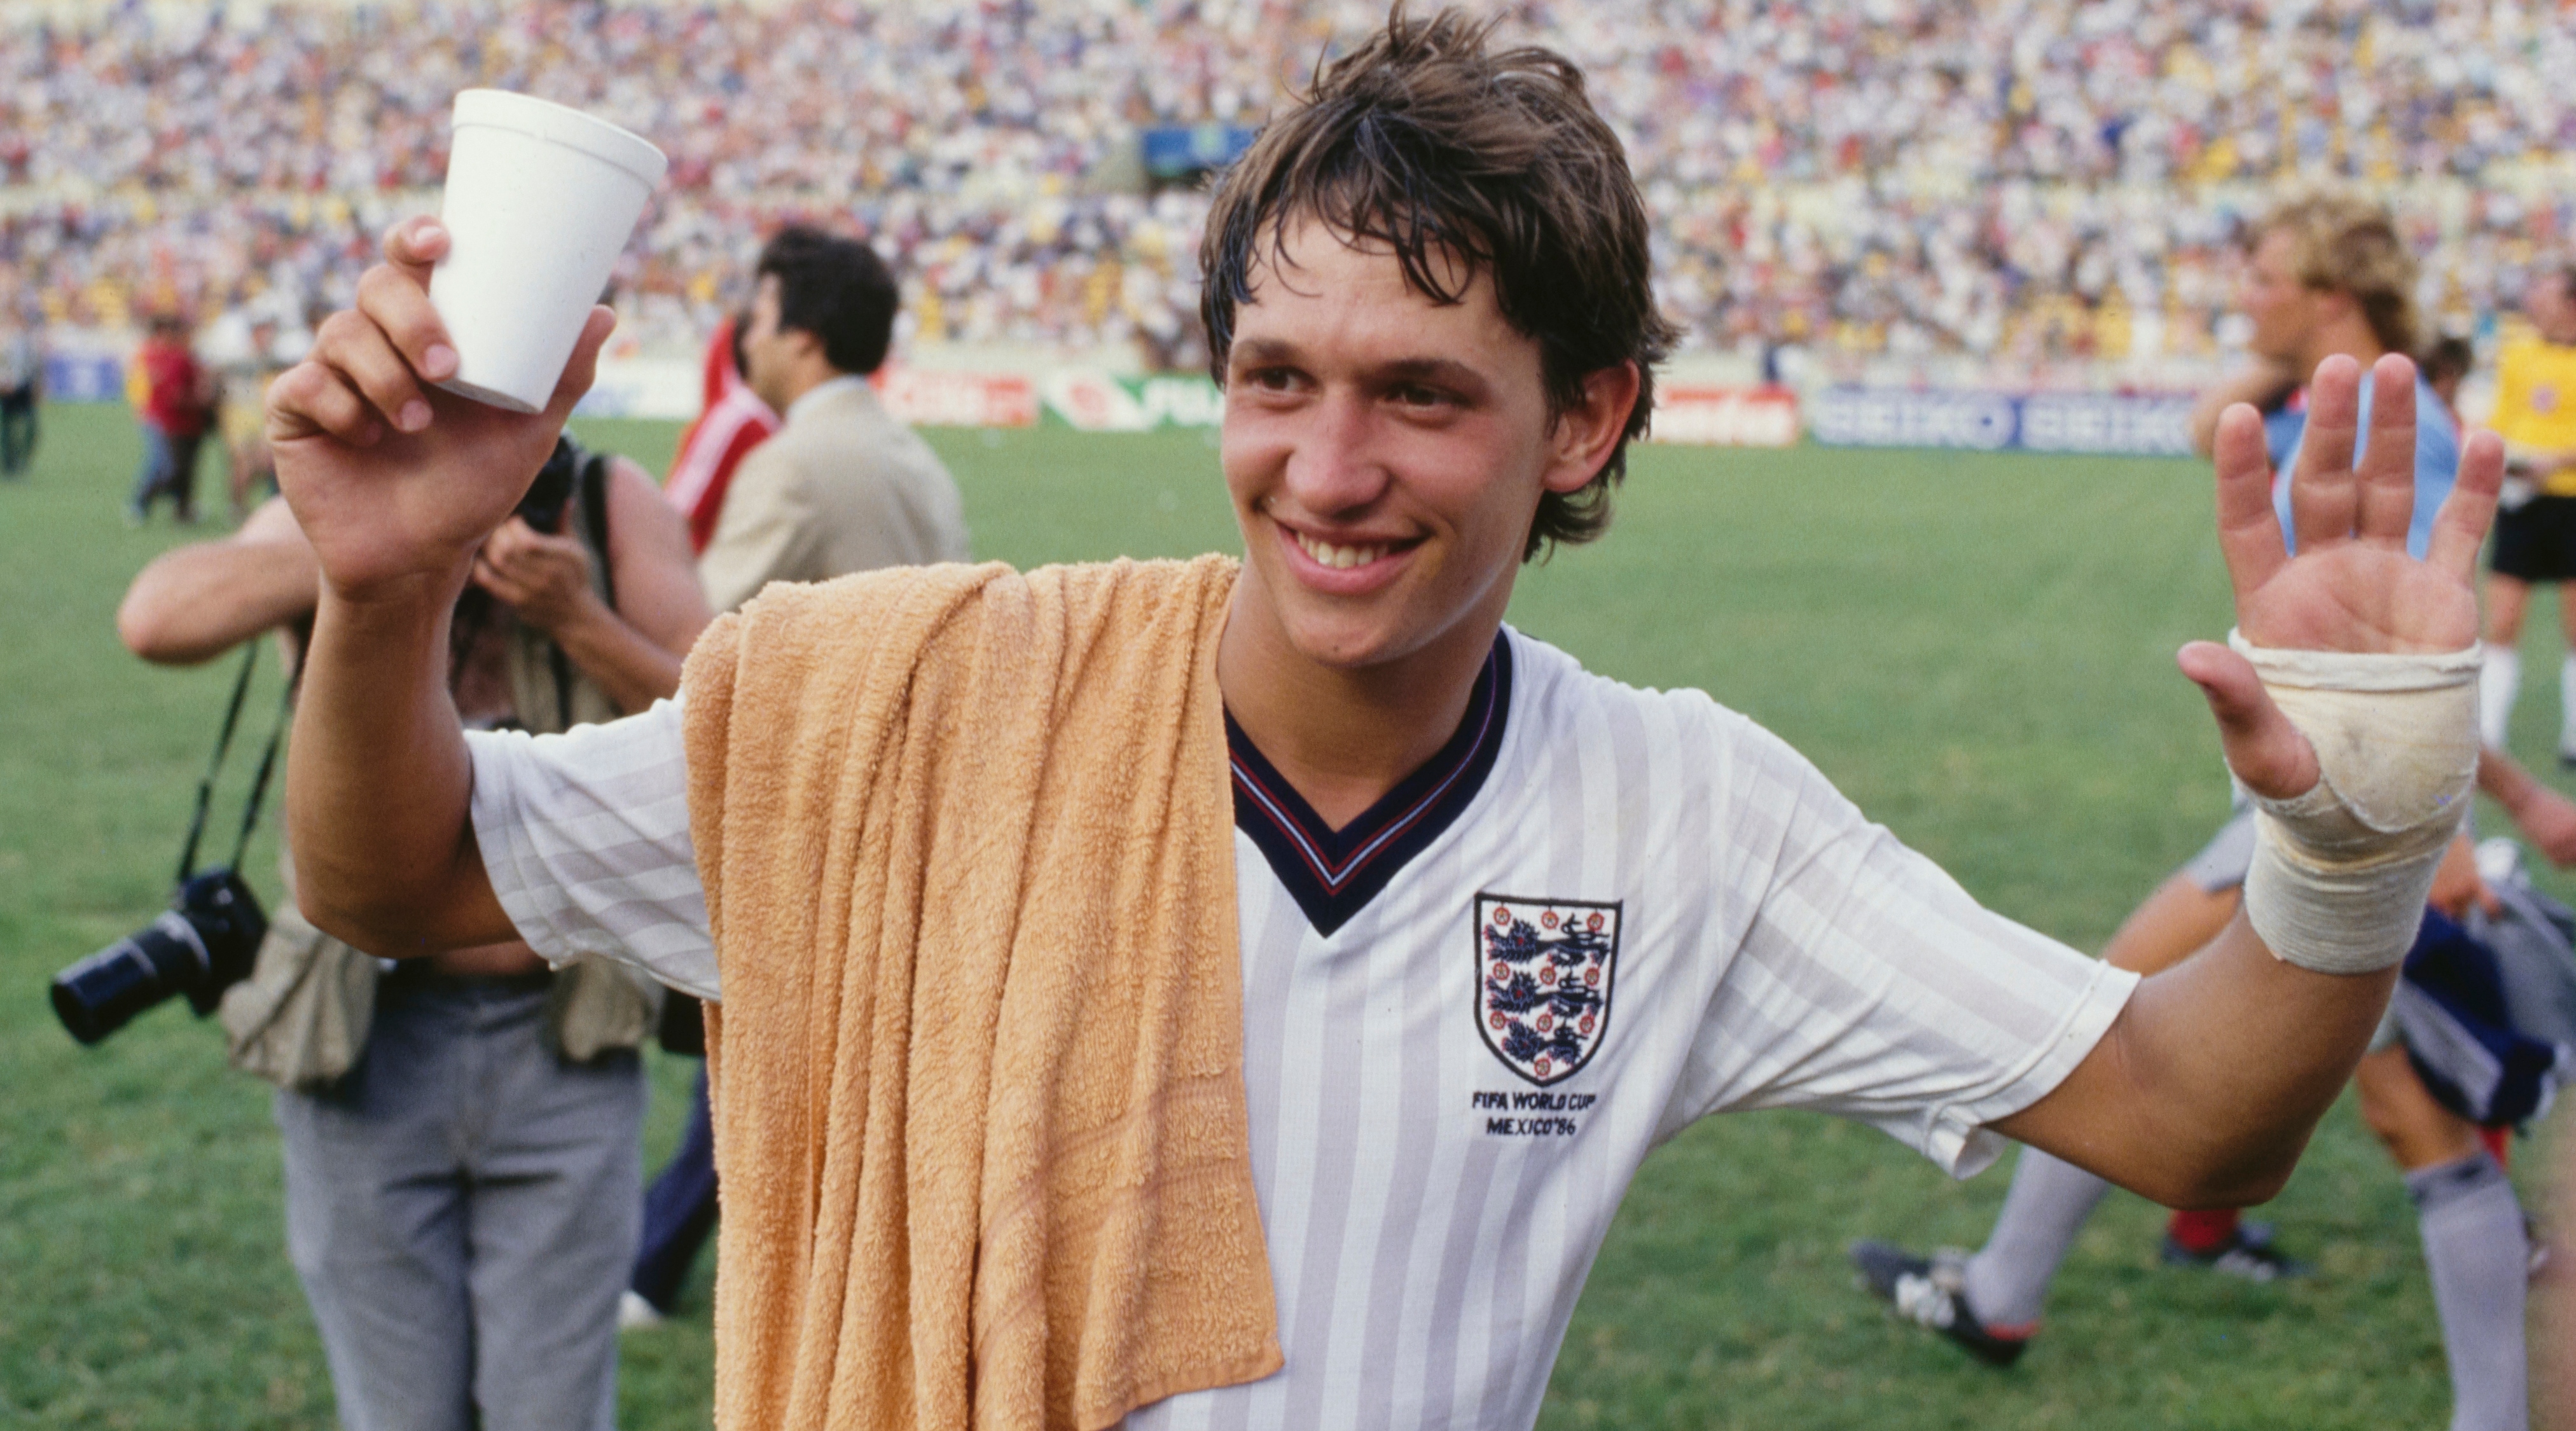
[1659,725,2136,1177]
[467,697,721,1001]
[2407,392,2459,560]
[2272,380,2456,561]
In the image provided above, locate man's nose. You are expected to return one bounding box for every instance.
[1282,389,1388,515]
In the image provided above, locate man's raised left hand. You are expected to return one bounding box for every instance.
[2181,351,2503,801]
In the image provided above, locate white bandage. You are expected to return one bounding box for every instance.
[2230,630,2481,975]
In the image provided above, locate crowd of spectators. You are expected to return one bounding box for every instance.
[3,0,2573,379]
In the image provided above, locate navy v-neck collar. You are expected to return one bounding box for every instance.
[1226,631,1514,937]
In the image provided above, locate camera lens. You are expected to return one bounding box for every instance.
[49,873,267,1047]
[50,911,214,1046]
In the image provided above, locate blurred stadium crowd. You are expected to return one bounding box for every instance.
[3,0,2573,380]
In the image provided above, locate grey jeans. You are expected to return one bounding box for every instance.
[275,969,644,1431]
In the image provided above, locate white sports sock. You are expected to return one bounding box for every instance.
[2480,645,2519,752]
[2559,653,2576,754]
[2404,1152,2528,1431]
[1960,1147,2112,1329]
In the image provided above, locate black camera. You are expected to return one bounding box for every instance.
[516,436,580,533]
[51,868,268,1046]
[53,639,287,1047]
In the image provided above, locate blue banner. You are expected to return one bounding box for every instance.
[1141,123,1259,180]
[44,352,126,403]
[1806,389,2017,450]
[1807,387,2194,457]
[2016,393,2196,456]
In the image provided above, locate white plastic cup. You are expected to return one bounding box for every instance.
[427,90,667,413]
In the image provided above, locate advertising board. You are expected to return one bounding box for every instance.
[2016,393,2197,456]
[875,368,1040,429]
[1808,387,2196,457]
[1806,388,2019,450]
[1042,371,1223,431]
[43,352,124,404]
[1649,384,1800,447]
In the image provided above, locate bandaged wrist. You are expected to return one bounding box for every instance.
[2229,630,2481,975]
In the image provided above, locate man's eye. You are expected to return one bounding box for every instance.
[1393,384,1453,408]
[1246,368,1299,391]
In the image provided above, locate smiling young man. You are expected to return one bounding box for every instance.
[265,12,2500,1428]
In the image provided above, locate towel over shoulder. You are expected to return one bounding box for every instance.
[681,553,1281,1431]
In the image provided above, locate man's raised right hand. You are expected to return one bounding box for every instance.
[267,216,615,602]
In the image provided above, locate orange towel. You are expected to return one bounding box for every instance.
[681,554,1282,1431]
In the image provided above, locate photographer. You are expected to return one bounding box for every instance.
[115,441,708,1431]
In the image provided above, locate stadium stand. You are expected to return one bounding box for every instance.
[2,0,2573,383]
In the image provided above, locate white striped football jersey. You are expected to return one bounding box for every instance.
[469,624,2133,1430]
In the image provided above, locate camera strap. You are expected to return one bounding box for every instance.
[545,449,617,731]
[227,678,293,875]
[174,642,296,886]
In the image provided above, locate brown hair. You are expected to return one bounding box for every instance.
[2419,333,2474,388]
[2254,191,2421,357]
[1198,6,1678,559]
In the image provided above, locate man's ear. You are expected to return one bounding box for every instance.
[1542,361,1644,495]
[782,326,827,368]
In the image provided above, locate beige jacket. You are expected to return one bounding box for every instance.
[698,377,971,612]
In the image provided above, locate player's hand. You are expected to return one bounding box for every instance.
[471,516,599,635]
[267,216,614,603]
[2507,783,2576,868]
[2427,833,2496,919]
[2178,352,2503,802]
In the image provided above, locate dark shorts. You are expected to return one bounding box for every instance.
[2491,494,2576,583]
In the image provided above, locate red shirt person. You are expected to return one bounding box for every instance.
[662,314,779,553]
[127,314,212,524]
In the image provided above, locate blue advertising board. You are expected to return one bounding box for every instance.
[2017,393,2197,456]
[1141,123,1259,180]
[1806,387,2196,457]
[45,352,127,404]
[1806,389,2018,450]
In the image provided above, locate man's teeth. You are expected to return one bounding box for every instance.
[1296,533,1389,569]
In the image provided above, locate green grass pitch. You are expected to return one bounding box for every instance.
[2,401,2564,1427]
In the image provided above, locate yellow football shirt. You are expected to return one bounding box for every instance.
[2492,336,2576,492]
